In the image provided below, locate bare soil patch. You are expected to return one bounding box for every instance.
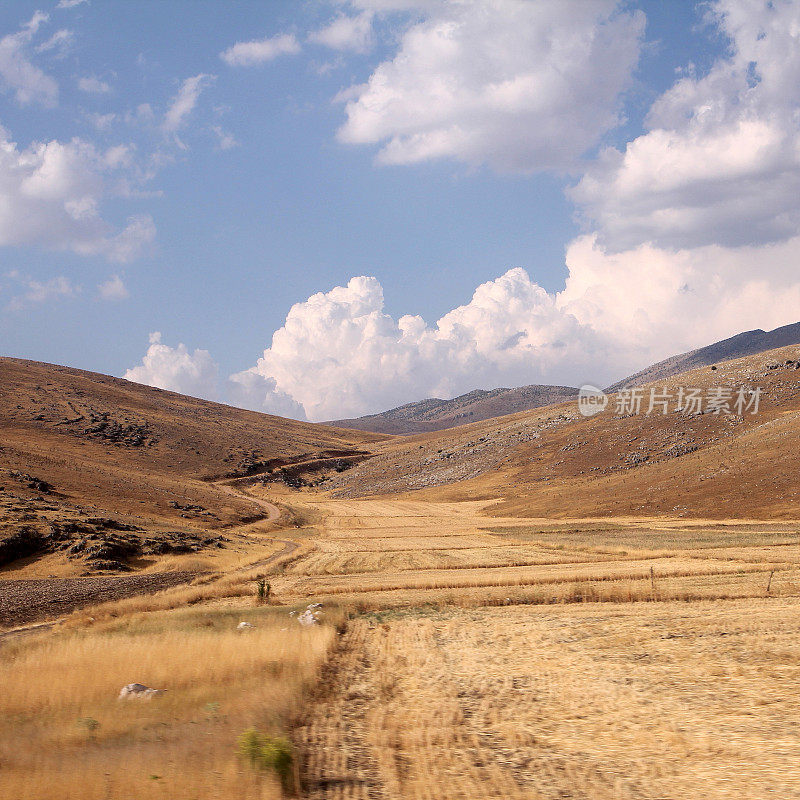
[0,572,196,628]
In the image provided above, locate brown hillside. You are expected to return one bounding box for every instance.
[328,345,800,520]
[0,357,383,573]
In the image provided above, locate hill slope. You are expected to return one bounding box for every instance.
[0,357,382,573]
[607,321,800,391]
[328,384,579,435]
[328,344,800,520]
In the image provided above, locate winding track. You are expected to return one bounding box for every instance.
[1,482,295,639]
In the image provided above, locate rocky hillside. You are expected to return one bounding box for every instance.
[607,321,800,391]
[327,345,800,520]
[0,357,382,573]
[328,384,579,435]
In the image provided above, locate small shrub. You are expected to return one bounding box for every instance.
[237,728,294,793]
[256,579,271,604]
[76,717,100,739]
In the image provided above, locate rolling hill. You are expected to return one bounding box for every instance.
[0,357,383,573]
[328,384,579,434]
[607,321,800,391]
[327,344,800,520]
[331,322,800,435]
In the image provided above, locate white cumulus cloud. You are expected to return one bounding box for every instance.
[124,332,220,400]
[0,129,155,261]
[230,233,800,422]
[220,33,301,67]
[337,0,644,172]
[572,0,800,250]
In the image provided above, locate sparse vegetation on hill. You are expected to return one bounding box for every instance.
[328,344,800,520]
[0,357,381,581]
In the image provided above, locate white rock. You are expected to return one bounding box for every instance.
[118,683,164,700]
[297,609,317,626]
[237,621,254,630]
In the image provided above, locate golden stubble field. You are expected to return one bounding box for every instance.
[273,491,800,798]
[300,600,800,799]
[4,484,800,799]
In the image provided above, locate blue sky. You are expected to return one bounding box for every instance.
[1,1,799,420]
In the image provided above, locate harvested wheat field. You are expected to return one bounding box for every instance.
[267,493,800,609]
[299,599,800,799]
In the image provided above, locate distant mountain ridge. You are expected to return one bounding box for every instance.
[327,384,580,435]
[330,321,800,435]
[606,321,800,392]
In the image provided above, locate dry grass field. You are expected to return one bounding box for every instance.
[2,348,800,799]
[266,493,800,610]
[5,485,800,799]
[0,604,341,800]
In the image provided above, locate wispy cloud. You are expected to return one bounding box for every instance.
[78,75,110,93]
[4,272,80,311]
[36,28,74,56]
[0,11,59,106]
[212,125,238,150]
[163,73,214,135]
[97,274,129,301]
[220,33,300,67]
[309,11,374,54]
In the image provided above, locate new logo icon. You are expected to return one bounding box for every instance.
[578,384,608,417]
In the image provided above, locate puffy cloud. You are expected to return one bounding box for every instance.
[56,0,88,9]
[231,233,800,421]
[228,371,308,420]
[163,74,214,134]
[78,76,111,93]
[0,129,155,261]
[227,270,588,420]
[309,11,374,53]
[124,332,220,400]
[337,0,644,172]
[97,274,128,301]
[572,0,800,250]
[558,235,800,370]
[0,11,58,106]
[220,33,301,67]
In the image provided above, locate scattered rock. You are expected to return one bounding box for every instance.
[118,683,165,700]
[9,472,53,493]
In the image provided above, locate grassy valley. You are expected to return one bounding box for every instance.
[2,346,800,799]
